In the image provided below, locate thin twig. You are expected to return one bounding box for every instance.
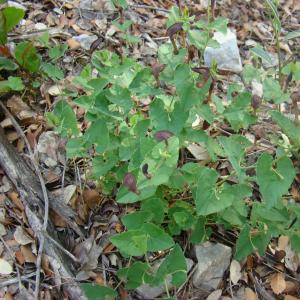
[0,272,36,288]
[44,232,79,263]
[129,4,169,13]
[0,102,49,300]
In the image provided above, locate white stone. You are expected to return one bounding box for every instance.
[34,23,47,30]
[251,79,263,97]
[204,29,243,73]
[73,34,98,50]
[193,242,232,291]
[8,1,26,10]
[136,258,194,299]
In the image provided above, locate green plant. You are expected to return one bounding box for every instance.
[0,10,68,93]
[48,1,299,297]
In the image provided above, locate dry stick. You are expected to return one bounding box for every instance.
[0,272,36,288]
[0,102,49,300]
[129,4,169,13]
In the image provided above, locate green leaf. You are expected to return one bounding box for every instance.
[189,217,207,244]
[250,46,273,65]
[110,230,148,257]
[141,197,167,225]
[256,153,295,207]
[141,223,174,252]
[2,7,24,32]
[263,78,290,104]
[51,100,79,137]
[153,244,187,288]
[122,211,153,230]
[111,0,128,9]
[83,119,109,153]
[223,92,256,131]
[219,135,252,182]
[41,63,64,80]
[0,57,18,71]
[117,262,150,289]
[49,44,68,60]
[93,153,118,178]
[242,65,262,83]
[282,62,300,81]
[38,31,49,47]
[150,99,188,134]
[7,76,24,91]
[0,11,7,45]
[235,224,253,260]
[270,111,300,145]
[15,41,41,72]
[195,167,251,215]
[285,30,300,40]
[291,235,300,252]
[188,30,209,51]
[210,17,228,34]
[81,283,117,300]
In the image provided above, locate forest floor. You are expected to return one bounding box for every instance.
[0,0,300,299]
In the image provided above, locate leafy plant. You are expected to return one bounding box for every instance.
[47,0,299,295]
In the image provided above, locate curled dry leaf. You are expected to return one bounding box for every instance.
[245,287,258,300]
[0,258,13,275]
[270,272,286,295]
[230,259,242,285]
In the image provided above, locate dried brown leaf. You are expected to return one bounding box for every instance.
[284,296,300,300]
[245,288,258,300]
[270,272,286,295]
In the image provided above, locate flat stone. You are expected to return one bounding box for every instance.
[136,258,194,300]
[204,29,243,73]
[193,242,232,291]
[73,34,98,50]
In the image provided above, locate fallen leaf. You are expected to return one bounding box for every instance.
[270,272,286,295]
[206,289,222,300]
[284,296,300,300]
[0,258,13,275]
[83,189,101,209]
[15,249,25,264]
[7,192,24,211]
[245,288,258,300]
[230,260,242,285]
[21,245,37,263]
[14,226,33,245]
[67,38,81,49]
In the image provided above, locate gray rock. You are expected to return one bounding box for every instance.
[73,34,98,50]
[136,258,194,300]
[204,29,243,73]
[262,52,278,69]
[193,242,232,291]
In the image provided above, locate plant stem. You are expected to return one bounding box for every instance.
[164,278,170,298]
